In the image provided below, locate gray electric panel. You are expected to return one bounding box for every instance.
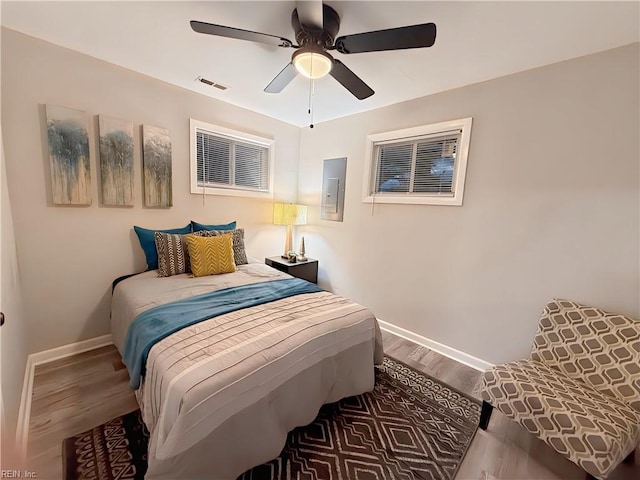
[321,157,347,222]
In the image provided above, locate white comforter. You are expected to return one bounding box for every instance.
[111,263,383,479]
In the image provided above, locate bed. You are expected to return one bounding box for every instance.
[111,260,383,480]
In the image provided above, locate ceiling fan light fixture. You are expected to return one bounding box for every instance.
[292,49,333,79]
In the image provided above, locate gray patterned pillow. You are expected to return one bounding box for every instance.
[192,228,248,265]
[154,232,191,277]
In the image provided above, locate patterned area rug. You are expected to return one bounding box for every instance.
[63,356,480,480]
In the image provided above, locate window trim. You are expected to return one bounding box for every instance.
[189,119,275,199]
[362,117,472,206]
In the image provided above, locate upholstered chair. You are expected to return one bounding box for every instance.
[476,299,640,480]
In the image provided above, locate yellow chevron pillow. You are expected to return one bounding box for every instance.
[184,233,236,277]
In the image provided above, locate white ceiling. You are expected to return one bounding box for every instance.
[2,1,639,127]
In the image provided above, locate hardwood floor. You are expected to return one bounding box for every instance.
[26,331,639,480]
[27,346,137,479]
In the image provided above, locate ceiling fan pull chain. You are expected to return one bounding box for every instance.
[308,74,313,115]
[308,76,315,128]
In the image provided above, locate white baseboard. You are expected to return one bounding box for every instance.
[28,334,113,367]
[377,319,493,371]
[15,356,34,460]
[15,334,113,457]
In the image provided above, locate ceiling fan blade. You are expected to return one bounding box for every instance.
[329,59,374,100]
[334,23,436,54]
[264,63,298,93]
[190,20,294,48]
[295,1,324,30]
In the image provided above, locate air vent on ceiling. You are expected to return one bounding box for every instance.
[196,76,228,90]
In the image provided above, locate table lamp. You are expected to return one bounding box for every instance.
[273,203,307,258]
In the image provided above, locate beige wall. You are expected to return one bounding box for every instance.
[298,43,640,364]
[2,27,638,367]
[1,28,301,354]
[1,128,28,459]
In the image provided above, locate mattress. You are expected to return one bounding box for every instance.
[111,262,383,479]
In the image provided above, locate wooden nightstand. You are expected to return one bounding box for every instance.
[265,256,318,284]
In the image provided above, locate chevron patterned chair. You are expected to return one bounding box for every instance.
[476,299,640,480]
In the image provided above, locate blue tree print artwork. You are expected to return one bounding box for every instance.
[143,125,172,208]
[45,105,92,205]
[99,115,134,206]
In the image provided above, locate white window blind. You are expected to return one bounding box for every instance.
[190,119,274,198]
[363,118,472,206]
[196,131,269,191]
[374,131,460,196]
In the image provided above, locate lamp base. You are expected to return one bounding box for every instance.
[282,224,293,258]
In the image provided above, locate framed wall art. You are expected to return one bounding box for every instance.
[45,105,92,205]
[99,115,134,206]
[142,125,172,208]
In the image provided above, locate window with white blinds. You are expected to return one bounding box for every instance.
[190,119,274,198]
[363,118,472,206]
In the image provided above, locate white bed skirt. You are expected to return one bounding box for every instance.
[145,339,376,480]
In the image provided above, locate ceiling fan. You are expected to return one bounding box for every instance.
[190,1,436,100]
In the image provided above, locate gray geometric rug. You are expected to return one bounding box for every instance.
[63,356,481,480]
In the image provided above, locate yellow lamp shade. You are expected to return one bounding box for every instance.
[273,203,307,226]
